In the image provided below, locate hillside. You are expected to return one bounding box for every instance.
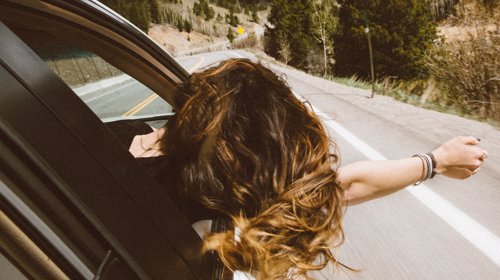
[147,0,268,56]
[436,0,499,41]
[99,0,499,125]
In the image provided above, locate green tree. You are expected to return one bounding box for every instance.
[129,1,151,32]
[193,1,203,16]
[183,18,193,32]
[150,0,162,23]
[101,0,152,32]
[334,0,437,80]
[265,0,315,69]
[225,7,240,27]
[430,0,460,20]
[194,0,215,20]
[312,0,339,77]
[227,27,235,43]
[175,15,184,31]
[251,7,259,23]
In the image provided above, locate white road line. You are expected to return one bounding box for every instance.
[187,56,206,73]
[312,106,500,267]
[227,51,245,58]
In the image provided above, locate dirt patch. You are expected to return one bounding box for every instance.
[148,24,218,55]
[438,23,498,42]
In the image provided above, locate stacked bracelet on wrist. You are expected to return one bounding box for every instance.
[412,153,437,185]
[425,152,437,178]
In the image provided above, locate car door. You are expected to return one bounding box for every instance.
[0,1,212,279]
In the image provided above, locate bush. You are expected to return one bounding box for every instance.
[232,32,259,49]
[426,28,500,121]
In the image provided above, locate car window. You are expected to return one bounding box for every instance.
[5,24,173,123]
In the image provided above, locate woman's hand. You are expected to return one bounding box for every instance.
[432,136,488,179]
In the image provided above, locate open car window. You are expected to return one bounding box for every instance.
[4,23,173,126]
[0,0,189,125]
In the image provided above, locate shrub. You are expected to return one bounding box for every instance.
[232,32,259,49]
[426,27,500,120]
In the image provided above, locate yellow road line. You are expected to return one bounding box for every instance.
[122,93,158,116]
[122,56,205,117]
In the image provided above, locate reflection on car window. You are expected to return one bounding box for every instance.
[0,251,29,280]
[7,25,173,121]
[0,178,93,280]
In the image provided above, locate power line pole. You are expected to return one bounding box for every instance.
[364,16,376,98]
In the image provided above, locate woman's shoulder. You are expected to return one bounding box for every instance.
[106,120,154,147]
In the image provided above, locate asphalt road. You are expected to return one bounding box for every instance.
[84,50,500,279]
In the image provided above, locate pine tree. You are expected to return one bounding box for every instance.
[183,18,193,33]
[176,15,184,31]
[265,0,316,69]
[227,27,235,43]
[334,0,437,80]
[101,0,152,33]
[128,1,151,33]
[225,7,240,27]
[430,0,460,20]
[150,0,162,23]
[251,7,259,23]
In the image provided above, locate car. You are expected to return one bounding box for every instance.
[0,1,227,279]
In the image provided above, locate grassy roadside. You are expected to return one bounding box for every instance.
[330,76,500,129]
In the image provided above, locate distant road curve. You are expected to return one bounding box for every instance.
[174,25,265,57]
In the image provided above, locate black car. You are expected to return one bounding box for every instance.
[0,1,223,279]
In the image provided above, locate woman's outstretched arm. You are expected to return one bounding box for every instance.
[337,136,488,205]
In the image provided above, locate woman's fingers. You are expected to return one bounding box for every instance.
[461,136,481,145]
[433,136,488,177]
[480,150,489,161]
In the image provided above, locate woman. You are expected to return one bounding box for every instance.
[113,59,487,279]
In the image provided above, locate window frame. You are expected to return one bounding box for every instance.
[0,1,211,279]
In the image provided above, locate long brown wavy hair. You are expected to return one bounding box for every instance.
[164,58,346,279]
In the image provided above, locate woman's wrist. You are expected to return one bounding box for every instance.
[430,148,447,174]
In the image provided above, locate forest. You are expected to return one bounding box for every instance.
[100,0,500,125]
